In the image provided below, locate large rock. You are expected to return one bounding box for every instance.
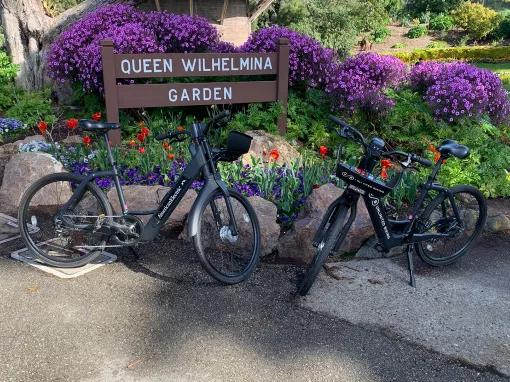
[248,196,280,255]
[0,152,69,207]
[242,130,301,166]
[0,135,45,156]
[485,199,510,233]
[277,183,373,264]
[107,185,196,231]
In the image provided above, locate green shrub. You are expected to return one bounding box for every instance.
[406,0,462,18]
[372,26,391,43]
[428,14,454,31]
[390,45,510,63]
[6,88,57,128]
[452,1,499,40]
[378,89,510,198]
[494,14,510,39]
[391,42,407,49]
[426,41,448,49]
[0,51,18,84]
[286,89,335,149]
[406,25,427,38]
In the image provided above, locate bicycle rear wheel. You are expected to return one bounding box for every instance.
[298,206,348,296]
[415,185,486,266]
[18,172,112,268]
[193,188,260,284]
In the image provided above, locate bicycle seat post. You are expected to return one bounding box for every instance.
[103,133,127,214]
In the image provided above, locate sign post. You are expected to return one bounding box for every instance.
[101,38,290,144]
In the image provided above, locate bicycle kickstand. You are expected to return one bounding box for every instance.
[405,244,416,288]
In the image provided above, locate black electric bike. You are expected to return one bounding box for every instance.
[18,111,261,284]
[298,115,487,295]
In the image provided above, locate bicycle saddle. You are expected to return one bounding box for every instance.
[79,119,120,133]
[437,140,469,159]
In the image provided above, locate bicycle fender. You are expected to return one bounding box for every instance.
[187,176,227,238]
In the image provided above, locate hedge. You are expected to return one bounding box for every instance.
[388,46,510,63]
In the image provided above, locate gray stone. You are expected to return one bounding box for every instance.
[107,185,196,230]
[242,130,301,167]
[61,135,83,145]
[0,135,45,155]
[0,152,69,207]
[248,196,280,255]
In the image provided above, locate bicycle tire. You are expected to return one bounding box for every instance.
[298,206,348,296]
[415,184,486,266]
[18,172,112,268]
[193,188,261,284]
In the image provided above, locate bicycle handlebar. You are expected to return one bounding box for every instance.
[328,115,433,168]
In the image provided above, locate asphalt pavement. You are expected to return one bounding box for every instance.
[0,234,507,382]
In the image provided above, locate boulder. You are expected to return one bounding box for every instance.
[107,185,196,230]
[0,135,45,156]
[276,183,373,264]
[61,135,83,145]
[485,199,510,233]
[0,152,69,207]
[248,196,280,255]
[242,130,301,167]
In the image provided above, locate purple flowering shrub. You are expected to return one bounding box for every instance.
[240,26,338,88]
[326,52,408,117]
[410,62,510,124]
[47,5,221,92]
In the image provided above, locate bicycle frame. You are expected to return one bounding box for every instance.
[60,123,237,243]
[315,156,464,254]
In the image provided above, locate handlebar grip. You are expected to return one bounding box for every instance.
[412,154,433,167]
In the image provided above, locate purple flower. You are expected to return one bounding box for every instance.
[47,5,221,92]
[326,52,407,117]
[410,62,510,124]
[240,25,338,88]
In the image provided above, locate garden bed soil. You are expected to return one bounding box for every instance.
[371,25,440,53]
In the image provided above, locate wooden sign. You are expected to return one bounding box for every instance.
[101,39,290,143]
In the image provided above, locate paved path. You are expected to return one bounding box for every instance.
[300,234,510,377]
[0,234,507,381]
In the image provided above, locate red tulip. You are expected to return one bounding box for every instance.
[140,126,150,137]
[138,147,145,154]
[269,149,280,161]
[82,135,92,146]
[167,153,175,160]
[162,142,170,150]
[319,145,328,158]
[66,118,78,130]
[37,121,48,135]
[137,132,146,143]
[128,139,136,147]
[91,112,101,122]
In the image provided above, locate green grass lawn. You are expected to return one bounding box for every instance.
[474,62,510,91]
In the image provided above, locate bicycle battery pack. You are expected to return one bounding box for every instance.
[336,163,392,197]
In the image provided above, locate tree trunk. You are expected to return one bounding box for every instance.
[0,0,140,90]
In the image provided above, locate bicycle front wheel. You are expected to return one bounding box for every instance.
[298,206,348,296]
[193,188,260,284]
[415,185,487,266]
[18,172,112,268]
